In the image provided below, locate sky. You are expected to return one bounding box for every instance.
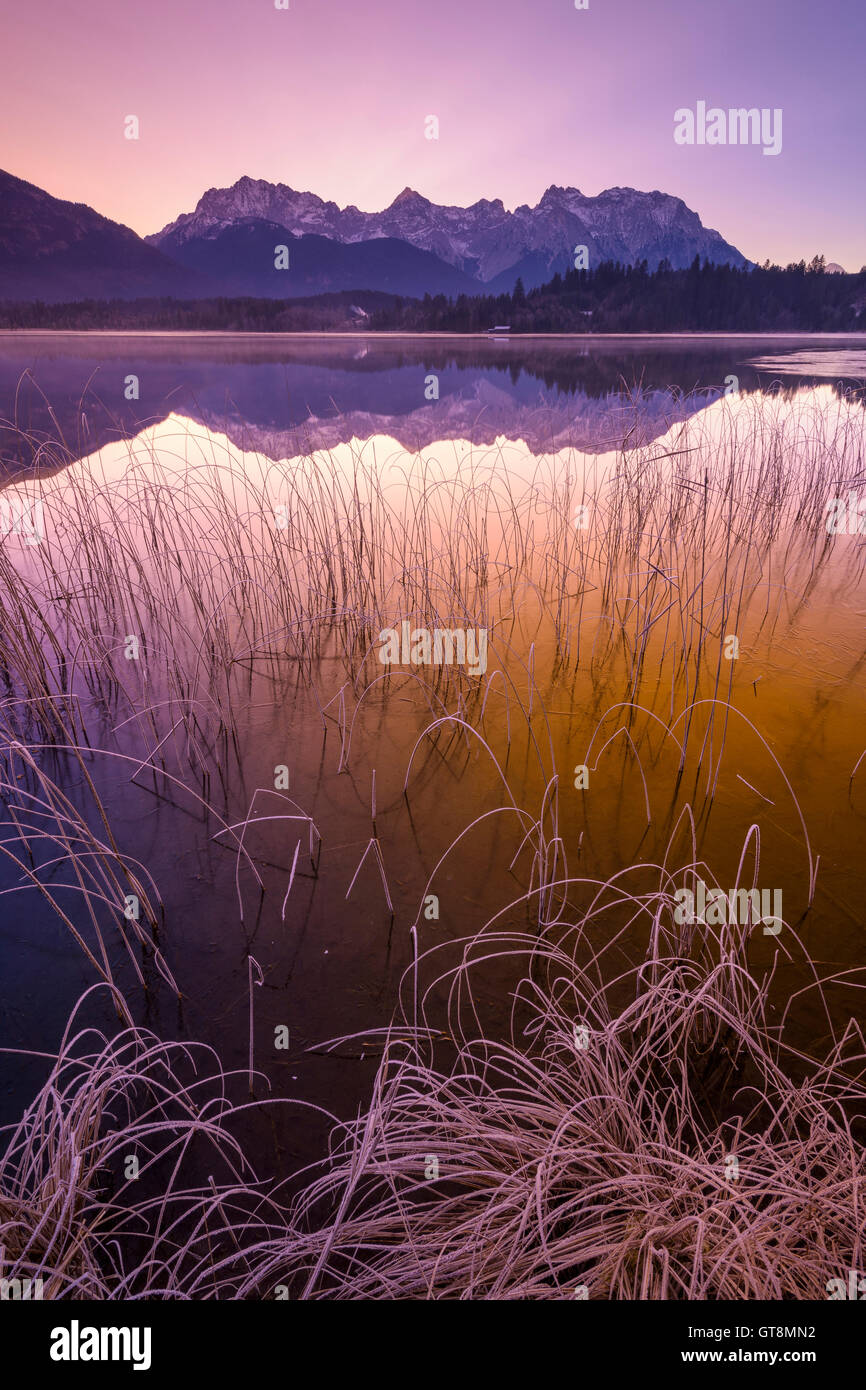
[1,0,864,269]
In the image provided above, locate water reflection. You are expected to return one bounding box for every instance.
[1,347,866,1190]
[1,333,865,477]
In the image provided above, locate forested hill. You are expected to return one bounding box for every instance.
[1,257,864,334]
[368,257,866,334]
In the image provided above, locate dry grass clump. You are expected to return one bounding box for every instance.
[5,872,864,1300]
[258,872,866,1300]
[0,984,301,1298]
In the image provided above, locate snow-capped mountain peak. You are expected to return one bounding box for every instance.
[148,179,749,285]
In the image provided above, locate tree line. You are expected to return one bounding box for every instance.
[370,256,866,333]
[1,257,863,333]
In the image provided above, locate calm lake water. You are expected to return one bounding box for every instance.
[2,332,866,474]
[1,333,865,1179]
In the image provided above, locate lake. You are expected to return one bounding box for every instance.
[3,332,866,476]
[1,333,865,1297]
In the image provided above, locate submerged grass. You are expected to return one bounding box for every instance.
[3,845,864,1299]
[0,384,865,1298]
[270,896,866,1300]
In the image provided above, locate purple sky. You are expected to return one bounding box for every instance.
[3,0,864,268]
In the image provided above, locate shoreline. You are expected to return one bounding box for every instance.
[2,329,866,342]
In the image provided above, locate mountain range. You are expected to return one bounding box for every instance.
[149,176,749,289]
[0,167,749,304]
